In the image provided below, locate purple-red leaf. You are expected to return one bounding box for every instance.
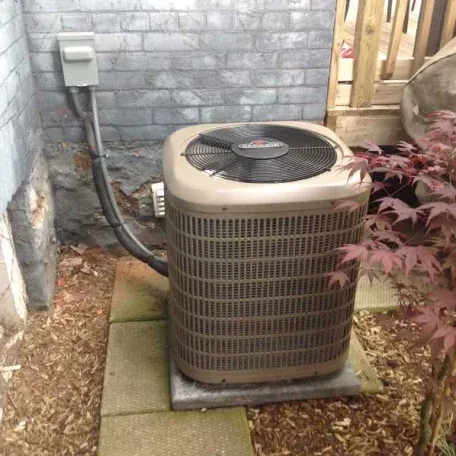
[365,214,393,232]
[428,290,456,311]
[420,202,454,226]
[338,156,370,183]
[395,141,416,154]
[397,246,418,276]
[372,231,404,246]
[368,250,402,275]
[325,271,350,288]
[332,200,362,213]
[363,141,383,154]
[378,197,422,224]
[443,330,456,357]
[432,185,456,201]
[415,246,443,280]
[414,308,441,346]
[430,325,452,341]
[339,245,369,263]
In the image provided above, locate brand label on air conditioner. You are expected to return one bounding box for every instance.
[238,140,283,149]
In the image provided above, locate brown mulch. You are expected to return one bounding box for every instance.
[1,247,454,455]
[0,247,118,456]
[248,312,437,456]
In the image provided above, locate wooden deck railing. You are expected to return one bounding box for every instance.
[384,0,409,78]
[326,0,456,146]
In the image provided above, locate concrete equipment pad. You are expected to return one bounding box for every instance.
[171,359,360,411]
[98,408,254,456]
[110,259,168,322]
[101,320,170,416]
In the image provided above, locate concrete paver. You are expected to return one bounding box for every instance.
[355,275,398,313]
[110,259,168,323]
[99,408,254,456]
[101,320,170,416]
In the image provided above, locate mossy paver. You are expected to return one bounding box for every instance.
[101,320,170,416]
[98,408,254,456]
[110,259,168,323]
[99,258,385,455]
[355,275,398,313]
[348,331,383,394]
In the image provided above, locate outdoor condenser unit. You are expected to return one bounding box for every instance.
[163,121,370,384]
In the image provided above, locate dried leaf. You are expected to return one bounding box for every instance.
[60,257,83,268]
[70,244,88,255]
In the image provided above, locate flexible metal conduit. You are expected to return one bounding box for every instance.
[69,87,168,277]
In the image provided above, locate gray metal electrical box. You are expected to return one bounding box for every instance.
[57,32,99,87]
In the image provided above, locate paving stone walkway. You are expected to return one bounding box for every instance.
[98,259,393,456]
[99,260,255,456]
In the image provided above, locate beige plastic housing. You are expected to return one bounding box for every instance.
[164,121,370,384]
[164,121,368,213]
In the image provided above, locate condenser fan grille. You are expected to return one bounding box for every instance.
[183,125,338,183]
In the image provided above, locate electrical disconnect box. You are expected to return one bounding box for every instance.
[57,32,99,87]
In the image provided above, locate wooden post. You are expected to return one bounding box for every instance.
[383,0,409,79]
[350,0,384,108]
[440,0,456,48]
[413,0,436,74]
[327,0,347,110]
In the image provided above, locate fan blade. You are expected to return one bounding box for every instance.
[201,126,251,144]
[195,154,235,174]
[198,134,233,150]
[209,155,239,177]
[183,148,232,156]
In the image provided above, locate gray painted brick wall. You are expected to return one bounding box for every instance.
[0,0,41,213]
[0,0,56,313]
[22,0,336,142]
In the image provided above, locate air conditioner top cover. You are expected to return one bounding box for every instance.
[163,121,369,212]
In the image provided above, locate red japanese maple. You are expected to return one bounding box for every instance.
[328,111,456,455]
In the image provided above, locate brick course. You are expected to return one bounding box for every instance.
[23,0,336,141]
[0,0,41,213]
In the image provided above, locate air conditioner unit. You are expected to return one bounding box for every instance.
[163,122,369,384]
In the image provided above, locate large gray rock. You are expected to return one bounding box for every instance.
[7,153,57,310]
[44,140,166,248]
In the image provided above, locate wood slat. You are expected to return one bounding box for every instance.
[383,0,409,79]
[339,57,411,81]
[337,82,406,105]
[327,105,401,117]
[338,56,431,82]
[333,114,408,146]
[325,114,338,132]
[327,0,347,108]
[350,0,384,107]
[413,0,436,73]
[440,0,456,48]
